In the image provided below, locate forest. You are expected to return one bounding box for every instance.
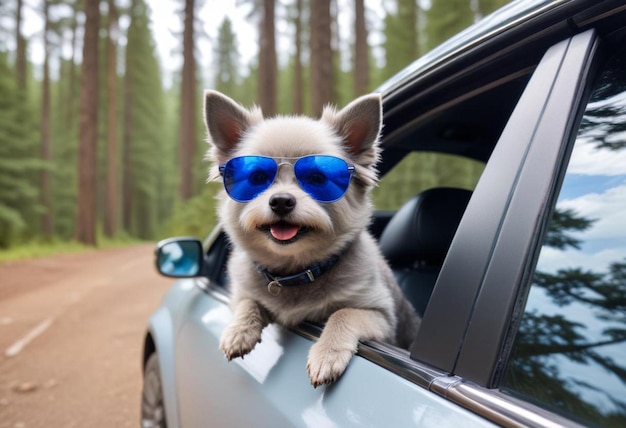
[0,0,511,250]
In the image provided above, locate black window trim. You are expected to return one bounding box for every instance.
[451,29,602,387]
[411,29,601,379]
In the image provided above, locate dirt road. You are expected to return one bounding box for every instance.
[0,244,173,428]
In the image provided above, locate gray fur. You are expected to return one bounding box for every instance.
[204,90,421,387]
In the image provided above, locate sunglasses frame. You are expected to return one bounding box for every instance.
[218,155,356,203]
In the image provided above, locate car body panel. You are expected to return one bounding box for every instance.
[155,281,496,428]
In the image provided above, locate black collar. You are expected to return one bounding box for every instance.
[256,253,342,296]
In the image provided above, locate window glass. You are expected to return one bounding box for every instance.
[373,152,484,210]
[501,50,626,426]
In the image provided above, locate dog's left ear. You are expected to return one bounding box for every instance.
[322,93,382,166]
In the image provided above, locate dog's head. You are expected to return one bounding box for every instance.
[204,90,382,271]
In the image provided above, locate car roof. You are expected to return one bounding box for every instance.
[376,0,626,171]
[378,0,563,97]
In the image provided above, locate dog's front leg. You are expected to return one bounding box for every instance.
[219,298,270,360]
[306,308,392,387]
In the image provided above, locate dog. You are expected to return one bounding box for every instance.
[203,90,421,387]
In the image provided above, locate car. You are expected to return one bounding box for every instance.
[142,0,626,426]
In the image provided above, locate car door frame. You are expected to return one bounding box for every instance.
[411,26,600,388]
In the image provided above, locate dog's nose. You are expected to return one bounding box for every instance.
[269,193,296,216]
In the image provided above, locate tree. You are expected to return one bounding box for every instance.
[258,0,277,115]
[123,0,169,239]
[476,0,510,19]
[48,1,82,240]
[214,17,239,97]
[0,52,41,247]
[40,0,52,239]
[383,0,418,79]
[291,0,304,114]
[353,0,369,97]
[426,0,473,50]
[75,0,100,245]
[104,0,119,238]
[310,0,333,116]
[178,0,197,202]
[15,0,27,90]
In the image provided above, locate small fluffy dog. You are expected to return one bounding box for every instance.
[204,90,421,387]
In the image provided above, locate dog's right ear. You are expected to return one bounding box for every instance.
[204,90,262,164]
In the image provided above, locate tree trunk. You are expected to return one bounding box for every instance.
[258,0,277,116]
[41,0,52,239]
[75,0,100,245]
[16,0,27,89]
[122,15,133,233]
[292,0,303,114]
[354,0,369,96]
[310,0,333,117]
[178,0,196,201]
[104,0,118,238]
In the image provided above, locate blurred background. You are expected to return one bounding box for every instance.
[0,0,511,255]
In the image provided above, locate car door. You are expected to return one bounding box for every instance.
[170,250,495,427]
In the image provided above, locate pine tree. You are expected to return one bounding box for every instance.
[123,0,169,239]
[477,0,511,19]
[353,0,369,97]
[0,52,41,248]
[291,0,305,114]
[76,0,100,246]
[258,0,277,116]
[104,0,119,238]
[310,0,333,116]
[383,0,419,80]
[178,0,197,202]
[40,0,53,240]
[426,0,473,50]
[214,17,239,98]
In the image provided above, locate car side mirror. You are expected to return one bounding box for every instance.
[155,237,203,278]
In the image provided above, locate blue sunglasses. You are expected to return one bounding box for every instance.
[219,155,356,203]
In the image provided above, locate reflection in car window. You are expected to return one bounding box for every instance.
[502,50,626,426]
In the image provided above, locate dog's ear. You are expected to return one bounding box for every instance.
[204,90,262,163]
[322,93,382,163]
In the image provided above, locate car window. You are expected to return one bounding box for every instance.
[501,48,626,426]
[373,152,484,210]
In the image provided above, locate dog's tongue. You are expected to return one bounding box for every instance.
[270,223,300,241]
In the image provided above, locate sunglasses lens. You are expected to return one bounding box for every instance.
[222,156,277,202]
[294,156,353,202]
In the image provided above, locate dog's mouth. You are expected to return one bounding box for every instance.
[261,221,308,244]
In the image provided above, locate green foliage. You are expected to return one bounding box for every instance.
[163,182,220,239]
[373,152,484,210]
[0,50,44,248]
[214,17,240,98]
[383,0,419,80]
[1,0,521,253]
[0,231,144,263]
[51,58,79,239]
[124,0,173,239]
[426,0,473,50]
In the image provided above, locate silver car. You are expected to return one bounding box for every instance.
[143,0,626,426]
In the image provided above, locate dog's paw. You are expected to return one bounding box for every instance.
[306,340,355,388]
[219,324,263,361]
